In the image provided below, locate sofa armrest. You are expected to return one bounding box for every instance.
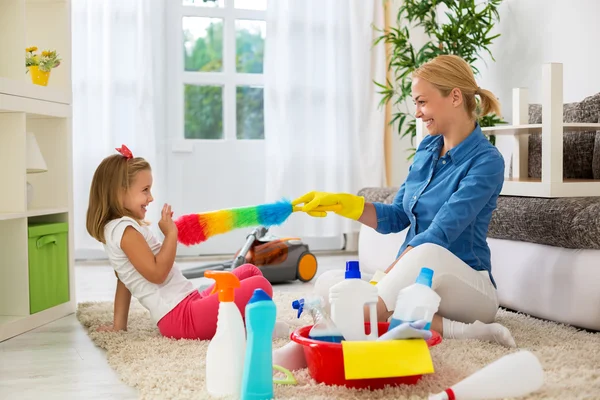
[357,187,399,204]
[358,224,407,274]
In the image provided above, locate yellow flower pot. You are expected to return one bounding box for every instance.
[28,66,51,86]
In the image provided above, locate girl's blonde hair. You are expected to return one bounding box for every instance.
[412,54,501,119]
[86,154,151,243]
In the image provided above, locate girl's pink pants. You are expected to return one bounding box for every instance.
[157,263,273,340]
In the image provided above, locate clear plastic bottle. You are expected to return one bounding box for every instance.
[204,271,246,398]
[292,295,344,343]
[329,261,379,341]
[388,267,441,331]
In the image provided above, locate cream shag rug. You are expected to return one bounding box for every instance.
[77,290,600,400]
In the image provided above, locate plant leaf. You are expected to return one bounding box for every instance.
[373,0,504,159]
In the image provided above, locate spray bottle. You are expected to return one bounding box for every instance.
[241,288,277,400]
[204,271,246,398]
[292,296,344,343]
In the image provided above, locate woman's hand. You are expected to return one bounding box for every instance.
[158,203,178,237]
[399,245,413,259]
[292,191,365,220]
[385,245,413,274]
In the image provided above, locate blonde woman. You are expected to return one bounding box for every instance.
[294,55,516,348]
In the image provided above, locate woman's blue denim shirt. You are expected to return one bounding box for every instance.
[373,124,505,287]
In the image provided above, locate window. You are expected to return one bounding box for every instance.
[170,0,267,140]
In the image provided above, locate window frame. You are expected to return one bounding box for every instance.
[167,1,266,141]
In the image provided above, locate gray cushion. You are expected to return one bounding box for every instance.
[358,187,396,204]
[527,93,600,179]
[489,196,600,250]
[358,187,600,250]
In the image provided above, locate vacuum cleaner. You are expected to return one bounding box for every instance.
[181,226,318,284]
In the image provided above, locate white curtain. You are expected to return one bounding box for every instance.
[264,0,386,238]
[72,0,166,259]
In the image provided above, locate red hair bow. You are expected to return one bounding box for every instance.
[115,145,133,159]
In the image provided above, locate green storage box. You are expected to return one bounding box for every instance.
[28,222,70,314]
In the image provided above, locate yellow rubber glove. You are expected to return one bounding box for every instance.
[292,191,365,220]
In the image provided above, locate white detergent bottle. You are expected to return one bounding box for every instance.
[388,267,441,331]
[329,261,379,341]
[204,271,246,398]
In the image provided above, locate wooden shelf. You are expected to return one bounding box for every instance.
[0,301,75,342]
[482,123,600,135]
[0,92,71,118]
[0,212,25,221]
[0,315,25,325]
[0,212,26,221]
[0,76,71,104]
[0,0,74,342]
[0,207,69,221]
[27,207,69,217]
[415,64,600,198]
[489,64,600,198]
[502,178,600,197]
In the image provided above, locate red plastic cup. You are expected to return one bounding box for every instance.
[290,322,442,390]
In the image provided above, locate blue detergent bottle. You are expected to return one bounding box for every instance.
[388,267,441,331]
[241,289,277,400]
[292,296,344,343]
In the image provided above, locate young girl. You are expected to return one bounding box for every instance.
[86,145,273,340]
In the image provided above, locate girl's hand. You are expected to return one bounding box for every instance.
[96,324,115,332]
[96,324,127,332]
[159,203,178,237]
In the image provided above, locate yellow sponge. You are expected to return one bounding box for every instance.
[342,339,434,379]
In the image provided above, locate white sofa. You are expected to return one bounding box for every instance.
[358,218,600,332]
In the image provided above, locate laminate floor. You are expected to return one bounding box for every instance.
[0,255,351,400]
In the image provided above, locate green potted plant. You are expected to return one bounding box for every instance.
[376,0,505,159]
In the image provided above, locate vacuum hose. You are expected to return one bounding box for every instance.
[231,227,269,269]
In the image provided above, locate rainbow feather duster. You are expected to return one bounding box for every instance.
[176,199,298,246]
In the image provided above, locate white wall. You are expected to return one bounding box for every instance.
[388,127,413,187]
[475,0,600,166]
[387,1,429,187]
[477,0,600,117]
[388,0,600,183]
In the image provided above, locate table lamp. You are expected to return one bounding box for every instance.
[26,132,48,208]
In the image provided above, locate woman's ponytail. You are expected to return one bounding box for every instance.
[477,87,502,118]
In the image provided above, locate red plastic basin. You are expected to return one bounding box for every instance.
[290,322,442,390]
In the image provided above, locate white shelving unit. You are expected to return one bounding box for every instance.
[416,63,600,198]
[0,0,74,342]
